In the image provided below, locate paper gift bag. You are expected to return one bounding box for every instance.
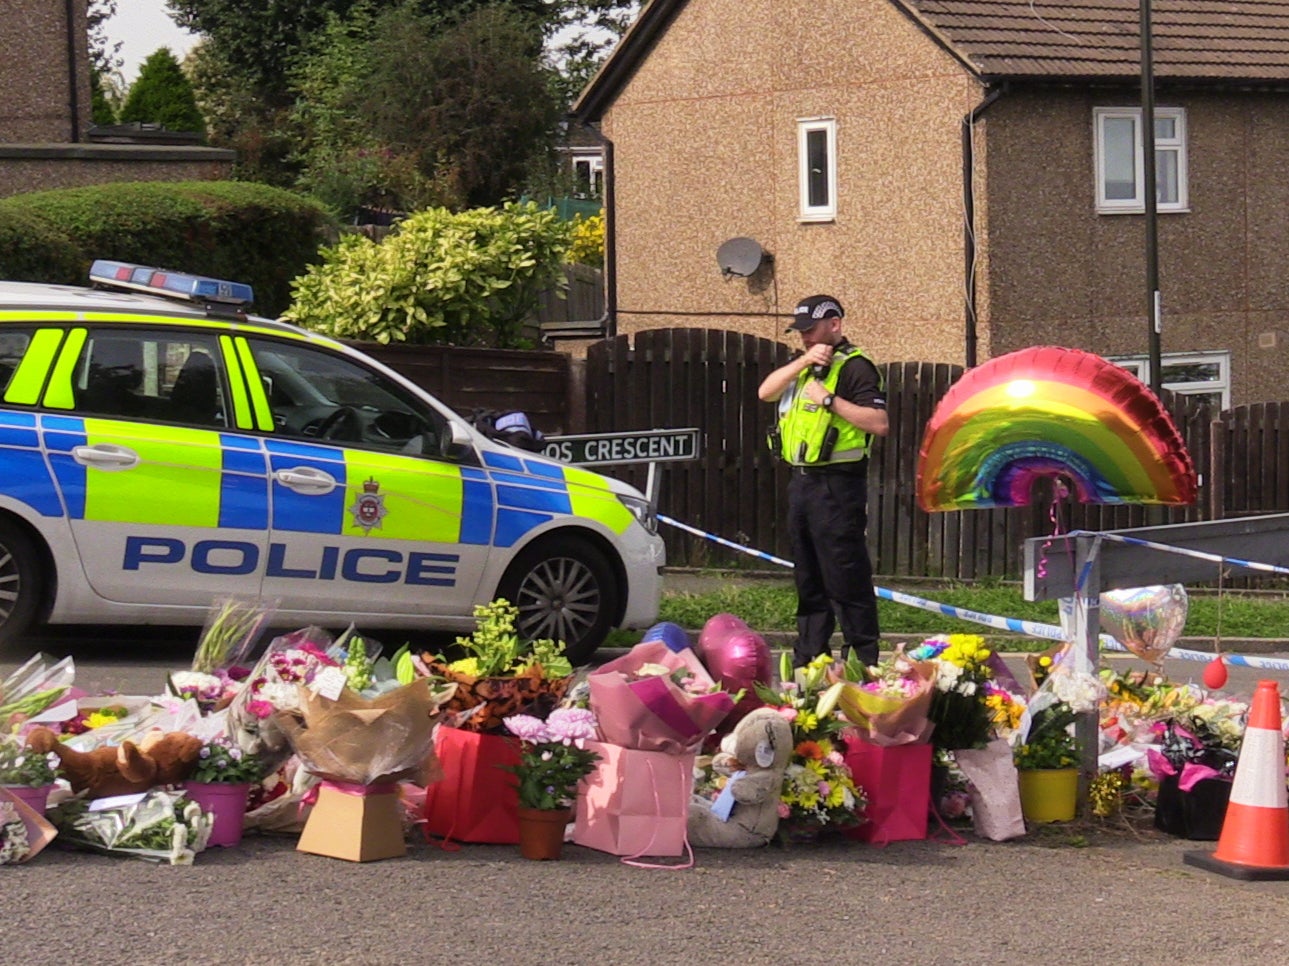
[572,740,694,857]
[422,727,522,845]
[841,740,932,843]
[953,739,1025,841]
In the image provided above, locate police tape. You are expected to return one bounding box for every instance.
[658,513,1289,672]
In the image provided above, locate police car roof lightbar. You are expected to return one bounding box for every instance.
[89,259,254,309]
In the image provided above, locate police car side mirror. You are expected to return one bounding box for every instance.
[442,420,474,460]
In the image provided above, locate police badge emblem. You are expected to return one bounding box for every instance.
[348,477,388,533]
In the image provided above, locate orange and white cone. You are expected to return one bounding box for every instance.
[1185,679,1289,880]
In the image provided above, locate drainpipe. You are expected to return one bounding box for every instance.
[64,0,81,142]
[603,137,617,339]
[962,84,1005,367]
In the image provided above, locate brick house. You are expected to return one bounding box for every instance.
[575,0,1289,406]
[0,0,232,198]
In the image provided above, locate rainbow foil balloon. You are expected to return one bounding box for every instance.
[917,346,1197,511]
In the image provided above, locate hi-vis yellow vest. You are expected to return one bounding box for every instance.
[775,345,879,466]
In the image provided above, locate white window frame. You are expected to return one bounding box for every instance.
[571,150,603,199]
[1112,350,1229,410]
[1094,106,1189,214]
[797,117,837,222]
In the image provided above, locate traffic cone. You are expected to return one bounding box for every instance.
[1184,679,1289,880]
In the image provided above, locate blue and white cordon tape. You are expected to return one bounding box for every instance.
[658,514,1289,673]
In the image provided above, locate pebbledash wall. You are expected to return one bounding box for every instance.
[0,0,233,197]
[597,0,978,364]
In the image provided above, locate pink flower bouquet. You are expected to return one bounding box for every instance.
[588,641,735,754]
[835,659,936,746]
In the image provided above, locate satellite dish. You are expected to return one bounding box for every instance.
[716,237,770,278]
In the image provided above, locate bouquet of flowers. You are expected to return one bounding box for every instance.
[189,738,264,785]
[0,790,56,865]
[589,640,735,754]
[908,635,997,753]
[0,735,56,787]
[0,653,75,732]
[502,708,601,811]
[58,702,135,738]
[226,626,339,766]
[426,599,575,733]
[754,655,862,834]
[1013,650,1104,771]
[48,788,213,864]
[191,596,274,675]
[833,653,936,745]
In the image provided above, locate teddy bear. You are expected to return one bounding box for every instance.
[688,706,793,848]
[25,727,203,799]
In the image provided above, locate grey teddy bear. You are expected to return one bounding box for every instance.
[688,707,794,847]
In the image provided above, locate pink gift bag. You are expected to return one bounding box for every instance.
[841,739,932,844]
[572,740,694,857]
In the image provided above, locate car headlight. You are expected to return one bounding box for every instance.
[617,494,658,535]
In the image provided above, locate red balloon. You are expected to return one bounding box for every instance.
[696,615,772,732]
[1202,656,1228,691]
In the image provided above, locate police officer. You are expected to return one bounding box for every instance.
[757,295,888,667]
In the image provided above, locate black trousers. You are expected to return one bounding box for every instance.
[787,466,880,667]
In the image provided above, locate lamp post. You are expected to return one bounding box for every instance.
[1141,0,1162,396]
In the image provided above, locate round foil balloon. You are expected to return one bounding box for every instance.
[1100,584,1188,664]
[642,621,691,654]
[696,614,771,730]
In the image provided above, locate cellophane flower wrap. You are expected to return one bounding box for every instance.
[424,600,574,734]
[225,626,338,769]
[909,635,997,752]
[274,676,455,786]
[0,788,56,864]
[833,653,936,746]
[0,653,75,733]
[47,788,212,865]
[190,596,275,675]
[588,640,734,754]
[1013,647,1105,770]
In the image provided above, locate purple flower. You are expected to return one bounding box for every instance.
[504,714,548,743]
[545,707,597,747]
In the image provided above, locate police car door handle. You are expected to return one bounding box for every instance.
[274,466,337,495]
[71,444,139,470]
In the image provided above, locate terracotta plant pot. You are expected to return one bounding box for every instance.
[3,783,55,814]
[183,781,252,847]
[516,806,572,860]
[1017,768,1079,823]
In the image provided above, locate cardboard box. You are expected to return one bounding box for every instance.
[296,784,406,862]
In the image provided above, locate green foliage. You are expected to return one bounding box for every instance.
[189,740,264,784]
[0,182,336,317]
[655,579,1289,644]
[90,70,117,126]
[1014,703,1080,770]
[0,737,56,787]
[284,201,571,346]
[504,739,599,810]
[567,212,604,268]
[438,598,568,677]
[118,48,207,135]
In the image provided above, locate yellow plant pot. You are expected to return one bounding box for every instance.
[1018,768,1078,823]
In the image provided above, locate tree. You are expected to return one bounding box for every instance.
[548,0,639,109]
[290,3,561,213]
[90,72,116,126]
[118,49,207,135]
[88,0,122,76]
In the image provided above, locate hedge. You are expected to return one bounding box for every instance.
[0,181,338,317]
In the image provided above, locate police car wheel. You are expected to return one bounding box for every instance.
[498,537,618,665]
[0,519,41,650]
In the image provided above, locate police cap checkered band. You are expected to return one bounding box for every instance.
[787,294,844,332]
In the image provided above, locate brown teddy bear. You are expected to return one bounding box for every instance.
[26,727,203,799]
[688,707,794,848]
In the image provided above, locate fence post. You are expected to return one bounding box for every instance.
[1209,416,1225,520]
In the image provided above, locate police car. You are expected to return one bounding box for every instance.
[0,261,664,661]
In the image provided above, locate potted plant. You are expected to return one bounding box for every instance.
[0,736,57,814]
[502,708,600,860]
[1013,700,1080,823]
[183,738,263,847]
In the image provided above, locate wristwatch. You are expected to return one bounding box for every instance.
[821,393,835,411]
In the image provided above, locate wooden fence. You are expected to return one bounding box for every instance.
[585,329,1218,579]
[364,326,1287,581]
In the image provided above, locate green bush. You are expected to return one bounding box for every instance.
[118,48,206,135]
[0,181,337,317]
[283,201,572,347]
